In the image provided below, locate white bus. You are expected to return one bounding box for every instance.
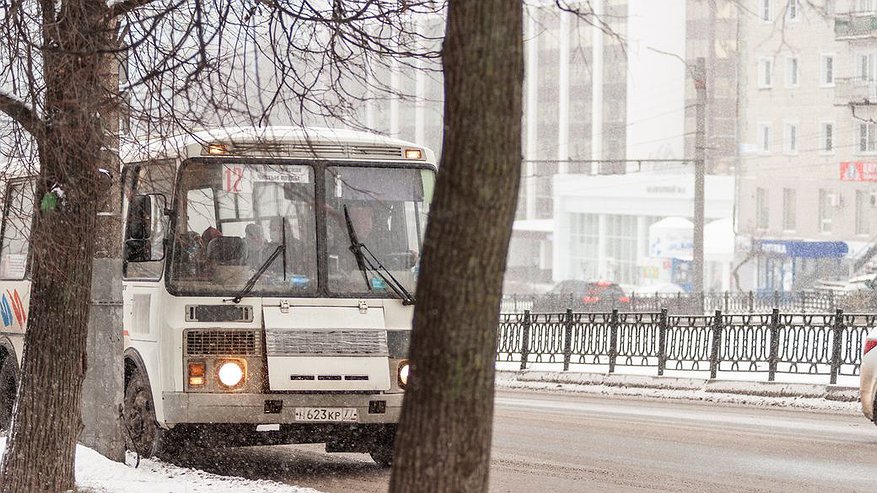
[0,127,436,465]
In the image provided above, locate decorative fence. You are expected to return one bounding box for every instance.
[501,290,877,314]
[496,309,873,383]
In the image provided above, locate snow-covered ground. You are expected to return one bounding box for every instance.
[495,360,860,387]
[0,437,319,493]
[495,372,862,414]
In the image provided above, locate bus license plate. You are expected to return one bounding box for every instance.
[294,407,358,422]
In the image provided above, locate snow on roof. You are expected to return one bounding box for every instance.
[649,216,694,230]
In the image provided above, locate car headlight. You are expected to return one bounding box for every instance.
[398,361,409,388]
[217,360,246,388]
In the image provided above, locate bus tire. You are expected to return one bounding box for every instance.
[367,425,396,467]
[0,356,17,433]
[123,371,162,457]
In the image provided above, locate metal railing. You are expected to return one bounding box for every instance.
[496,309,872,383]
[501,290,877,314]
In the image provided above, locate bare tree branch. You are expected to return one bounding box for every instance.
[108,0,162,19]
[0,92,42,139]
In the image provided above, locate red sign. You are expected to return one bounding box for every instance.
[840,161,877,182]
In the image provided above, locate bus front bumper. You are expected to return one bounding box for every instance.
[162,391,404,425]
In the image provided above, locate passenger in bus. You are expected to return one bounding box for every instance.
[201,226,222,246]
[175,231,204,278]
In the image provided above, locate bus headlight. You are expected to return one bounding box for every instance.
[398,361,410,388]
[217,360,246,388]
[188,361,206,386]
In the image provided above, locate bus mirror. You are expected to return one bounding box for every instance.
[126,195,152,241]
[124,239,151,262]
[125,194,167,262]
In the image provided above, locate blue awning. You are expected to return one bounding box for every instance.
[754,240,848,258]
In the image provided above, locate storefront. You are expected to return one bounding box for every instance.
[552,171,735,286]
[750,239,859,291]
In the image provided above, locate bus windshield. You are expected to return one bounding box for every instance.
[169,162,318,296]
[168,161,434,298]
[326,166,433,297]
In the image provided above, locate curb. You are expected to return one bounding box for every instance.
[499,370,860,402]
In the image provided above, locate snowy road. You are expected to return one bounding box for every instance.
[172,389,877,492]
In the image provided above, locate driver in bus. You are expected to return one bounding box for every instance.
[244,223,265,270]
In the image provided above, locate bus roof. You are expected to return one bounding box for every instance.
[122,126,437,165]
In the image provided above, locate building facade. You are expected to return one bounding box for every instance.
[361,1,742,293]
[737,0,877,291]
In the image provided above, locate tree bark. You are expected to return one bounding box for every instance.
[0,2,115,491]
[389,1,523,492]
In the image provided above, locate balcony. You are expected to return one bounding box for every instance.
[835,13,877,40]
[835,77,877,105]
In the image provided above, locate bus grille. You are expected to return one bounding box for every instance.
[349,145,404,158]
[217,142,404,160]
[185,329,260,355]
[265,330,388,356]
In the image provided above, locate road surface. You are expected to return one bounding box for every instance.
[172,389,877,492]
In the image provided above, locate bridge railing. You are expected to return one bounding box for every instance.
[496,308,873,384]
[500,290,877,315]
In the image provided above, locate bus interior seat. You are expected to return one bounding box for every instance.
[207,236,246,265]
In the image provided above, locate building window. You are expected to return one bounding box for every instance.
[760,0,773,21]
[783,188,796,231]
[569,213,600,280]
[785,57,799,87]
[756,188,769,229]
[784,122,798,154]
[819,189,833,233]
[758,122,772,153]
[820,54,834,86]
[821,121,835,153]
[859,53,877,82]
[860,122,877,153]
[856,190,871,235]
[604,215,641,284]
[859,0,876,13]
[758,57,773,88]
[786,0,799,20]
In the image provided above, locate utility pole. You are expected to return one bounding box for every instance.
[80,26,125,461]
[693,57,706,297]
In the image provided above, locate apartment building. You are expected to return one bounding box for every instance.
[737,0,877,291]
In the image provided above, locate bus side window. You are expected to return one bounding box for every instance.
[0,180,35,280]
[122,161,174,280]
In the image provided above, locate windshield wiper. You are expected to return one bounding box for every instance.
[343,205,416,305]
[226,226,287,304]
[344,205,371,293]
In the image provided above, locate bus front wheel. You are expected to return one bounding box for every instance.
[123,371,163,457]
[368,425,396,467]
[0,356,17,433]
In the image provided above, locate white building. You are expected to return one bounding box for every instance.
[551,172,735,289]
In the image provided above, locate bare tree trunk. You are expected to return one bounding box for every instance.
[389,0,523,491]
[0,2,111,491]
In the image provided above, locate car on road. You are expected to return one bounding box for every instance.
[532,280,629,312]
[862,327,877,424]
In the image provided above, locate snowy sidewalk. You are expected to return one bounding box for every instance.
[0,438,320,493]
[496,370,863,414]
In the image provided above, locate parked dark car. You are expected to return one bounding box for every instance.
[531,280,629,312]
